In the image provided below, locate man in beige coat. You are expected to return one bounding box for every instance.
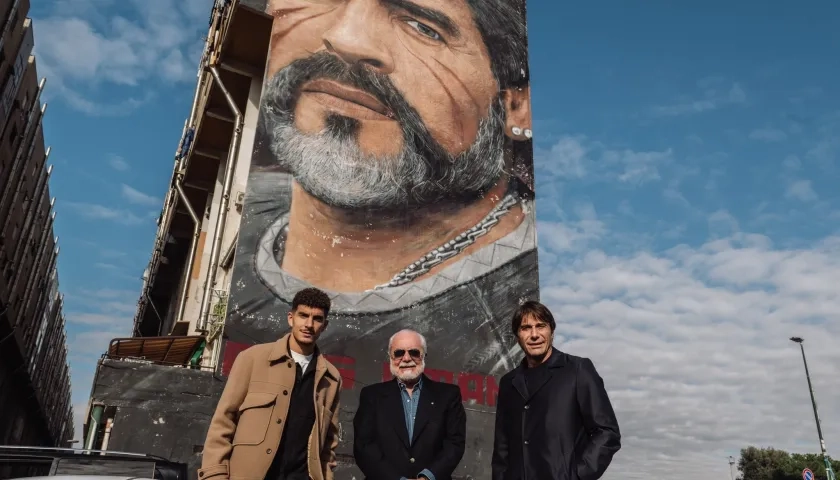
[199,288,342,480]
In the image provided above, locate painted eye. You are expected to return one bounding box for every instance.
[406,19,442,41]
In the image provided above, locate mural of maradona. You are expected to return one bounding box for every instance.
[225,0,538,477]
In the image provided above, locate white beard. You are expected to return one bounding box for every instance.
[391,362,425,383]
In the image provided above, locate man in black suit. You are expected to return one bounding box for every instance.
[353,329,466,480]
[492,301,621,480]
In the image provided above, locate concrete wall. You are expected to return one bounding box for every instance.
[89,359,225,480]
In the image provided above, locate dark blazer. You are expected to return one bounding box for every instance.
[492,348,620,480]
[353,375,466,480]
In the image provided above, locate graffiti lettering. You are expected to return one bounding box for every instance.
[223,344,498,406]
[323,354,356,390]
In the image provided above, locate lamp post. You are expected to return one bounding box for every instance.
[790,337,836,480]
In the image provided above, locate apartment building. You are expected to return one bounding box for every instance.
[81,1,271,475]
[0,0,74,450]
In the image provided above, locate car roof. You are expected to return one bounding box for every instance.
[12,477,156,480]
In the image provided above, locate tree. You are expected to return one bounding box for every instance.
[738,446,840,480]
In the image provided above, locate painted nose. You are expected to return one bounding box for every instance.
[321,1,395,74]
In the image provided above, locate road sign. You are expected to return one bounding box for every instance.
[803,468,814,480]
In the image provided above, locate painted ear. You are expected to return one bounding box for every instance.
[502,86,532,141]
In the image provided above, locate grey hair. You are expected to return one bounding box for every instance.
[388,329,428,357]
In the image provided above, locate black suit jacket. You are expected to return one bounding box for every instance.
[353,376,467,480]
[491,348,621,480]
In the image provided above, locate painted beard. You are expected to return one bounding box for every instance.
[261,52,507,212]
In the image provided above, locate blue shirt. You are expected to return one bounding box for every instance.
[398,378,435,480]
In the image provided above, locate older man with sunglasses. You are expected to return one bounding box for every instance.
[353,329,466,480]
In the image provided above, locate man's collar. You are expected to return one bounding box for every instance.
[268,332,319,362]
[518,347,566,369]
[397,374,424,391]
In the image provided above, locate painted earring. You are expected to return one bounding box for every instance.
[524,128,532,139]
[511,126,522,136]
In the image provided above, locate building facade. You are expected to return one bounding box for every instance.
[0,0,74,450]
[87,0,537,478]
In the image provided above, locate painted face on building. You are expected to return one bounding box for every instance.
[261,0,528,212]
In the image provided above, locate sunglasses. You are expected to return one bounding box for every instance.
[392,349,423,360]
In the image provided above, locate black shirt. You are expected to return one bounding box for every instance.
[523,358,549,395]
[264,357,317,480]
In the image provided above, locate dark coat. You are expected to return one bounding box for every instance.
[353,376,466,480]
[491,348,621,480]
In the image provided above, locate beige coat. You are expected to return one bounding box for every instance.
[199,334,342,480]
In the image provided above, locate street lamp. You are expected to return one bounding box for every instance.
[790,336,836,480]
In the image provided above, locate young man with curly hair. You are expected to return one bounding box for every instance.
[200,288,342,480]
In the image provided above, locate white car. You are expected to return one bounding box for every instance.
[0,446,186,480]
[20,477,156,480]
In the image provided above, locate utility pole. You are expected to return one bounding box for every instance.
[790,337,836,480]
[728,455,736,480]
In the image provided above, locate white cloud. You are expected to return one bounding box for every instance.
[783,155,801,171]
[108,155,129,171]
[537,218,605,258]
[66,288,137,327]
[537,226,840,480]
[708,209,740,236]
[34,9,192,86]
[609,149,671,184]
[63,89,153,117]
[32,0,212,114]
[786,180,818,202]
[67,311,132,326]
[652,81,747,117]
[76,288,138,300]
[536,135,672,185]
[806,132,840,174]
[66,284,137,441]
[728,83,746,103]
[536,135,588,179]
[121,184,160,207]
[65,202,148,226]
[94,262,121,270]
[749,128,788,142]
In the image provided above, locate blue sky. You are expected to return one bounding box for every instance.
[29,0,840,478]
